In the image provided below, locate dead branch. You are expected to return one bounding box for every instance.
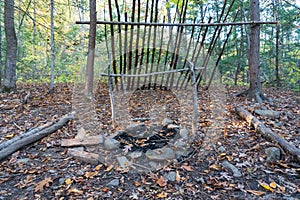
[236,107,300,162]
[0,114,74,161]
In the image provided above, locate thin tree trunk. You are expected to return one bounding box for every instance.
[274,0,281,87]
[49,0,55,93]
[79,0,85,76]
[3,0,17,92]
[0,1,3,87]
[85,0,96,96]
[33,0,37,80]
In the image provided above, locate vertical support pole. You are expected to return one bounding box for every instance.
[108,66,116,128]
[189,62,198,136]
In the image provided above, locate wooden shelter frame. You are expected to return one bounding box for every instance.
[76,0,277,135]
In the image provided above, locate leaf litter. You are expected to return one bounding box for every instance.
[0,83,299,199]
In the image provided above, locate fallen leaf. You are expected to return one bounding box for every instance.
[258,180,274,192]
[67,188,83,195]
[104,165,114,172]
[95,164,103,171]
[270,181,277,189]
[176,171,181,182]
[209,164,221,170]
[34,177,52,192]
[182,165,194,171]
[4,133,15,139]
[101,187,110,192]
[134,181,141,187]
[84,171,98,179]
[246,190,265,196]
[65,178,72,185]
[157,192,168,198]
[156,176,167,187]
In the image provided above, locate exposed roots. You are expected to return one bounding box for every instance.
[237,89,271,104]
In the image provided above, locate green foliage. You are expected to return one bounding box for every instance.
[1,0,298,91]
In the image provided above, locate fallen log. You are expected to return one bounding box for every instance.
[236,107,300,162]
[0,122,54,151]
[0,114,74,161]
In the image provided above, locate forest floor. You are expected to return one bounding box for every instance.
[0,82,299,200]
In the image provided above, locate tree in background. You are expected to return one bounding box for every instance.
[49,0,55,93]
[240,0,269,103]
[0,0,3,88]
[3,0,17,92]
[85,0,96,96]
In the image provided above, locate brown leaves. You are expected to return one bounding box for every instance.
[156,176,167,187]
[34,177,52,192]
[84,171,98,179]
[247,190,266,196]
[181,165,194,171]
[67,188,83,195]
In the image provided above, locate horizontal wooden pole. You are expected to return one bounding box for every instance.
[101,67,203,77]
[76,21,278,27]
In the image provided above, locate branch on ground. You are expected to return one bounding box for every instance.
[0,113,74,161]
[236,106,300,162]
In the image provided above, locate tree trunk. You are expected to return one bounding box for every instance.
[274,0,281,87]
[249,0,261,95]
[3,0,17,92]
[85,0,96,96]
[49,0,55,93]
[0,1,3,88]
[33,0,37,80]
[238,0,269,103]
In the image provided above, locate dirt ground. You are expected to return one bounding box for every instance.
[0,83,299,199]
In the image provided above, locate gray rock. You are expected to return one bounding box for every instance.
[174,139,187,147]
[221,161,242,177]
[125,123,146,135]
[117,156,132,168]
[16,158,30,164]
[254,109,281,119]
[48,170,58,174]
[162,118,173,126]
[104,138,120,150]
[58,178,66,185]
[179,129,189,140]
[175,147,193,157]
[167,124,181,129]
[149,161,158,169]
[164,171,176,182]
[265,147,281,162]
[146,147,175,161]
[128,151,143,159]
[217,146,226,153]
[107,179,120,187]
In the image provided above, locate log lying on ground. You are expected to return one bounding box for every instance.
[0,114,74,161]
[236,107,300,162]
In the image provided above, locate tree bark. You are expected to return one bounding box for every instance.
[236,107,300,162]
[0,114,74,161]
[0,1,3,88]
[49,0,55,93]
[238,0,269,103]
[85,0,96,96]
[3,0,17,92]
[248,0,261,97]
[274,0,281,87]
